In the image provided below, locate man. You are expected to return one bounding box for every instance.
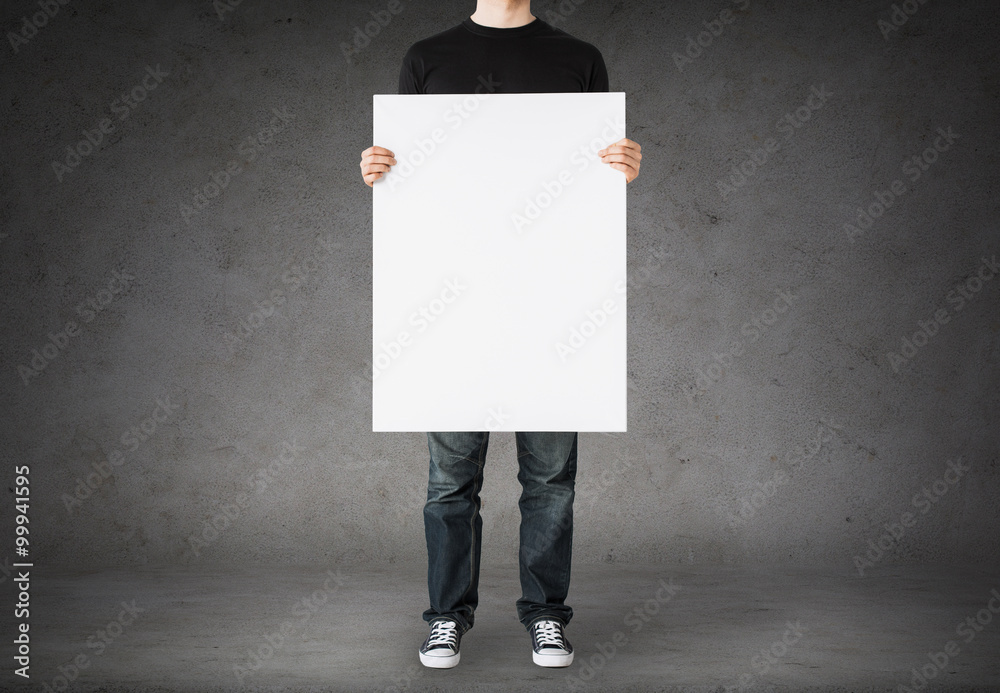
[359,0,641,670]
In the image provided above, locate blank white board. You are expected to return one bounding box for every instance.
[372,92,626,432]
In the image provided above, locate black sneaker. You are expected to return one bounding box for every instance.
[419,618,462,668]
[529,618,574,667]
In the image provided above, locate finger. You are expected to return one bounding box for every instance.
[360,154,397,168]
[600,153,640,170]
[599,151,633,162]
[599,145,642,161]
[611,162,636,175]
[363,146,395,158]
[600,138,639,152]
[362,163,393,176]
[616,138,641,152]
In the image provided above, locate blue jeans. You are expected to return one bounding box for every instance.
[422,431,578,634]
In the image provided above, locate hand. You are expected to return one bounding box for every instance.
[599,138,642,183]
[360,145,397,187]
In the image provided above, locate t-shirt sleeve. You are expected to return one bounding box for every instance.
[588,49,610,93]
[398,46,423,95]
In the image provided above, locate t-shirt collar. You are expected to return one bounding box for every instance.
[462,16,544,38]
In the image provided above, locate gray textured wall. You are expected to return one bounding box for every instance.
[1,0,997,572]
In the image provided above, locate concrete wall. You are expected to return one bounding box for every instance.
[1,0,997,571]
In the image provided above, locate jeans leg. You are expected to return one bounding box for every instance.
[422,431,489,635]
[514,431,578,631]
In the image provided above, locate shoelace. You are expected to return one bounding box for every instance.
[427,620,458,648]
[533,620,566,649]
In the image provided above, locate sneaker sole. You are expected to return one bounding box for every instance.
[533,650,573,667]
[419,650,460,668]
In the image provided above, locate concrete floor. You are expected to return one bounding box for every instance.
[18,561,1000,692]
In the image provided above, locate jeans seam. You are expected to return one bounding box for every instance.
[454,452,484,629]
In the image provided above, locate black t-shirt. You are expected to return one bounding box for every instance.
[397,16,609,95]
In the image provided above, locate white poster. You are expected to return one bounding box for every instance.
[372,92,626,432]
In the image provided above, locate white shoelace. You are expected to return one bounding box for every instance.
[427,620,458,648]
[533,620,566,648]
